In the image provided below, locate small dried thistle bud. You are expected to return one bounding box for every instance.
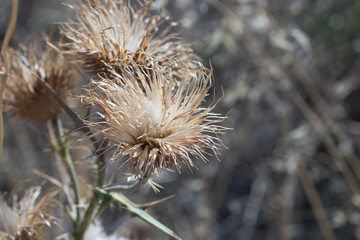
[0,187,57,240]
[3,39,75,122]
[81,65,226,176]
[61,0,201,78]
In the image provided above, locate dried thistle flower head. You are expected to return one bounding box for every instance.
[3,39,75,122]
[61,0,201,78]
[81,66,226,176]
[0,187,56,240]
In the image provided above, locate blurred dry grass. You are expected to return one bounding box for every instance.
[1,0,360,239]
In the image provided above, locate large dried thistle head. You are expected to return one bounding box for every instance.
[81,65,226,176]
[3,39,76,122]
[61,0,201,79]
[0,187,57,240]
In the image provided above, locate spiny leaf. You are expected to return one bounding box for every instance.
[95,188,181,240]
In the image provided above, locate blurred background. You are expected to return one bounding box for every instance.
[1,0,360,239]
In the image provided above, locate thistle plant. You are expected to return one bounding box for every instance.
[0,0,227,239]
[61,0,200,79]
[0,187,57,239]
[3,40,76,122]
[81,65,225,177]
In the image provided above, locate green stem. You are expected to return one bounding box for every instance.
[73,137,105,240]
[74,189,101,240]
[91,136,105,188]
[50,118,81,227]
[97,157,104,187]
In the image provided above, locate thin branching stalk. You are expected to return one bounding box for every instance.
[95,153,104,188]
[50,118,81,227]
[72,136,106,240]
[89,136,105,188]
[0,0,18,158]
[298,159,337,240]
[75,137,139,240]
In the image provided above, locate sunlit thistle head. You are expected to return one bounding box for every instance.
[61,0,201,78]
[0,187,56,240]
[3,39,75,122]
[81,65,226,176]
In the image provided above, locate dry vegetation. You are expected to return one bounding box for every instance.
[1,0,360,240]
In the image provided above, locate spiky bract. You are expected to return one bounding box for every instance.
[81,66,225,175]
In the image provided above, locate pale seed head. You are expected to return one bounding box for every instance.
[0,187,56,240]
[81,65,226,176]
[3,39,76,122]
[61,0,201,79]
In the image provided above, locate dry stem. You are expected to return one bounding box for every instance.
[0,0,18,158]
[298,159,337,240]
